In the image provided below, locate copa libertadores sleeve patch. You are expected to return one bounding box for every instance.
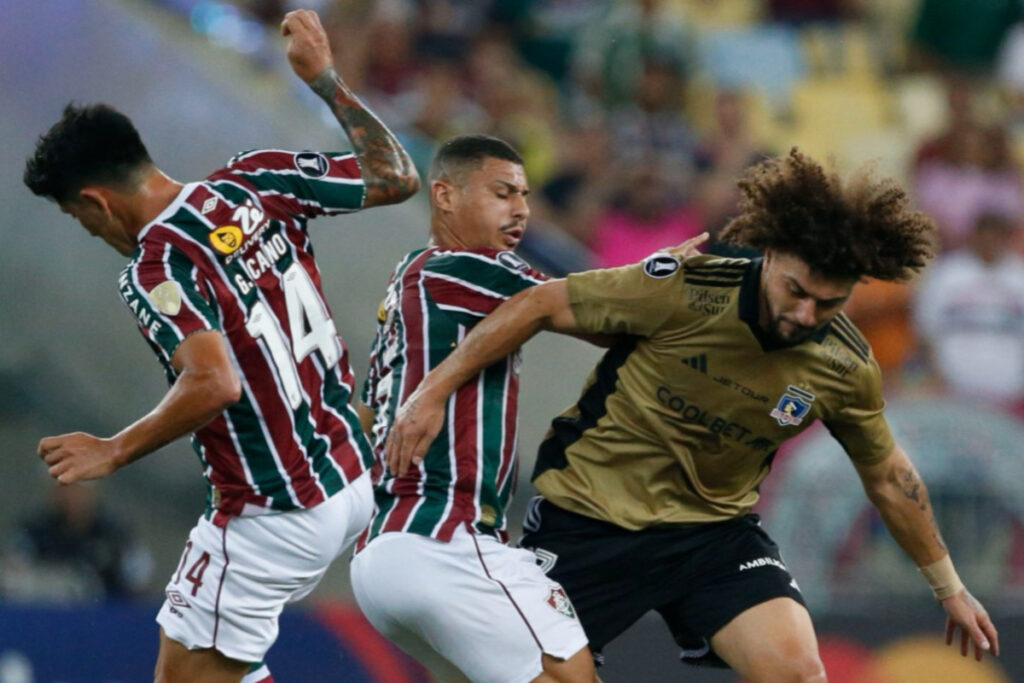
[642,253,681,278]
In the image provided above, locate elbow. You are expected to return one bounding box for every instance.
[216,372,243,410]
[194,368,241,414]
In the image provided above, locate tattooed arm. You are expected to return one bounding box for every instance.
[281,10,420,207]
[854,444,999,661]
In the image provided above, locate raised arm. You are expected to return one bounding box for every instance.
[38,331,240,483]
[281,9,420,207]
[385,279,579,475]
[853,445,999,661]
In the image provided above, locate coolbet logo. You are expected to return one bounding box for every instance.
[770,385,815,426]
[546,587,576,619]
[642,253,680,278]
[209,224,244,254]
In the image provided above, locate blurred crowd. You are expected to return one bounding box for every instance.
[14,0,1023,608]
[218,0,1024,418]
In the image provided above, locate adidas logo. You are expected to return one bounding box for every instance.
[681,354,707,373]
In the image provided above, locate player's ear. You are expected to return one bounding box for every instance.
[78,187,114,216]
[431,179,456,213]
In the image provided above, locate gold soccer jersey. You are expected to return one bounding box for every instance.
[533,254,895,529]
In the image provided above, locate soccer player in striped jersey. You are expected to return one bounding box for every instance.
[349,136,598,683]
[24,10,418,683]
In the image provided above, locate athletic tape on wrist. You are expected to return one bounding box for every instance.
[919,555,964,601]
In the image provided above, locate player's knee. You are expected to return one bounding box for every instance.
[748,650,826,683]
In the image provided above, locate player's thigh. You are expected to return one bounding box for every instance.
[158,483,369,663]
[519,497,654,656]
[155,627,249,683]
[710,597,825,683]
[351,528,590,683]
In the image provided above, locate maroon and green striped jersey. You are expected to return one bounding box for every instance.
[357,247,546,547]
[118,149,374,526]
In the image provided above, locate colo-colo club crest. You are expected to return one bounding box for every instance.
[770,385,815,426]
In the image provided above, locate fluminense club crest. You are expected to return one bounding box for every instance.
[546,586,576,619]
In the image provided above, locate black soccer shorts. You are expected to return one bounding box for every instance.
[518,496,806,668]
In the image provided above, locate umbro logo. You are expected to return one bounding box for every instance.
[681,354,707,374]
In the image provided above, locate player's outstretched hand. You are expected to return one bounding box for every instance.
[385,390,445,476]
[942,589,999,661]
[665,231,710,258]
[281,9,334,83]
[38,432,119,484]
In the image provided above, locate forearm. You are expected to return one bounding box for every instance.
[417,291,549,402]
[109,369,238,469]
[308,67,419,206]
[864,457,948,566]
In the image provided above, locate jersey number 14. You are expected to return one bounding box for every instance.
[245,262,341,409]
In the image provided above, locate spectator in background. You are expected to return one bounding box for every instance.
[694,89,771,238]
[466,29,561,186]
[766,0,853,24]
[909,0,1021,73]
[913,83,1024,251]
[1,483,152,601]
[606,51,697,165]
[915,211,1024,412]
[571,0,694,109]
[843,278,915,388]
[590,160,704,268]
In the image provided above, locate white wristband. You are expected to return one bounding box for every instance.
[919,555,964,601]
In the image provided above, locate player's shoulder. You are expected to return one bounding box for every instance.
[822,312,873,365]
[223,148,353,177]
[679,253,750,287]
[425,247,545,280]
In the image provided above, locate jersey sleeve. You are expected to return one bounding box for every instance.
[823,357,896,466]
[421,250,547,324]
[121,244,221,368]
[221,149,366,217]
[566,254,685,337]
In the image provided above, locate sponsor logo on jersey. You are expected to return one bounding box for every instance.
[479,504,497,526]
[496,250,529,272]
[770,385,815,426]
[642,253,680,278]
[201,197,218,214]
[656,385,774,450]
[713,375,770,403]
[680,353,707,373]
[546,586,577,619]
[294,151,329,178]
[209,224,244,254]
[687,288,730,315]
[148,281,183,316]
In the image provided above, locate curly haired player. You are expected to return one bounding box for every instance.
[385,149,998,681]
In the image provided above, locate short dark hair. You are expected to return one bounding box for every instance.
[719,148,936,281]
[429,134,523,183]
[24,102,153,203]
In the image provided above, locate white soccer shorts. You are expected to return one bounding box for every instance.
[157,472,373,663]
[350,524,589,683]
